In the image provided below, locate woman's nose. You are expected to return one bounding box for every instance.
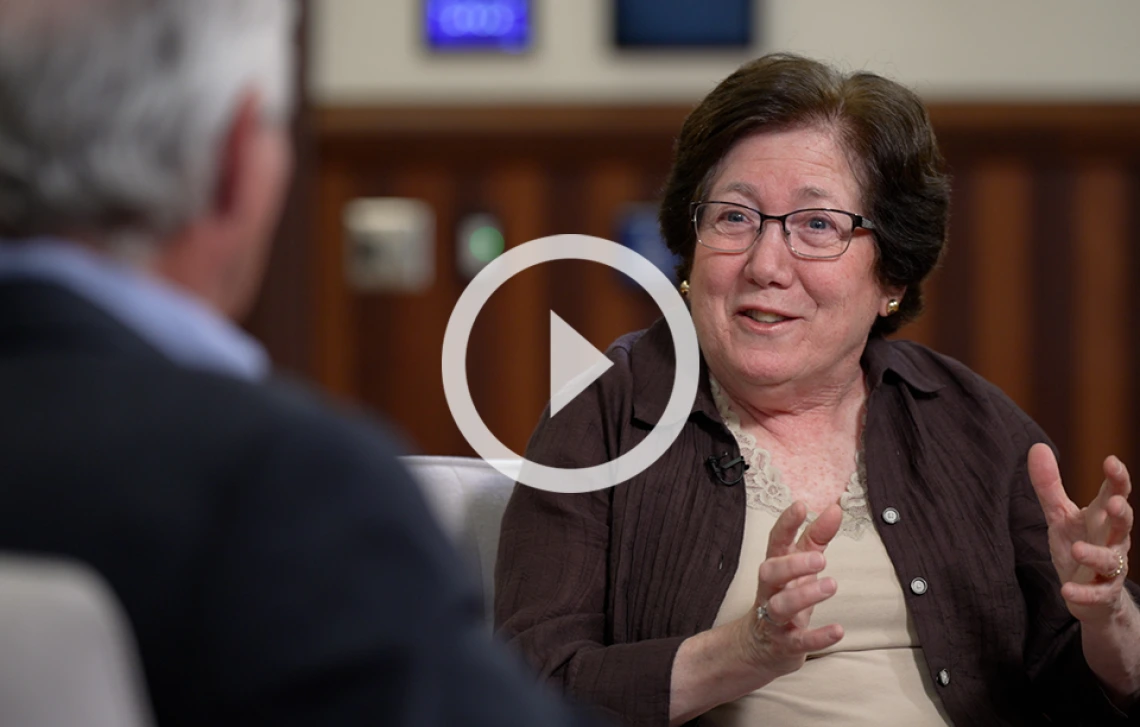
[743,219,794,286]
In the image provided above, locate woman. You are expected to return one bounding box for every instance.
[494,54,1140,726]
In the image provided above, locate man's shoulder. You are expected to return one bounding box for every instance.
[150,367,410,470]
[5,356,410,487]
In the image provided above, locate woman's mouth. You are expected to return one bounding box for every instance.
[743,310,790,324]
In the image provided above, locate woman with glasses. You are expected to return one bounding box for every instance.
[494,53,1140,726]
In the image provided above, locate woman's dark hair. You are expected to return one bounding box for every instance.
[659,53,951,336]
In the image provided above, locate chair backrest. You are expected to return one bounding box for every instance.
[0,554,153,727]
[402,456,520,624]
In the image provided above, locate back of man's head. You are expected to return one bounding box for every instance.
[0,0,295,252]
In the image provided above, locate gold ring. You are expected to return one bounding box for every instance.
[1105,553,1126,579]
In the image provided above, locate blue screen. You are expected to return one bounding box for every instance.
[425,0,530,53]
[615,0,752,48]
[616,204,680,285]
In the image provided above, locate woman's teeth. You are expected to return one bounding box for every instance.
[746,310,787,324]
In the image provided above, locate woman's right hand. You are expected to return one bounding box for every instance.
[735,500,845,678]
[668,500,846,725]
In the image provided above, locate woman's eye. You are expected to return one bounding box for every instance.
[805,215,837,231]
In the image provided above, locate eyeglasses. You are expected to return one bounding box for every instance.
[691,201,876,260]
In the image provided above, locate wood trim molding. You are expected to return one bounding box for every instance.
[315,105,693,139]
[316,103,1140,142]
[927,103,1140,135]
[243,0,313,375]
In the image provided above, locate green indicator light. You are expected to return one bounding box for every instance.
[468,226,505,263]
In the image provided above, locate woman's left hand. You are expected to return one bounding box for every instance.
[1027,443,1134,623]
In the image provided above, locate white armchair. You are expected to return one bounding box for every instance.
[402,456,520,626]
[0,554,152,727]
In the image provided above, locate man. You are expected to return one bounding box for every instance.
[0,1,594,725]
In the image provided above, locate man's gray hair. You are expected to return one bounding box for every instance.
[0,0,295,242]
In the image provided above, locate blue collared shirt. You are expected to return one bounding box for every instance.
[0,239,269,380]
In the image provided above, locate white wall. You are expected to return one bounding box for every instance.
[312,0,1140,104]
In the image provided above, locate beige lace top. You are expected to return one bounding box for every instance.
[710,377,873,540]
[704,378,954,726]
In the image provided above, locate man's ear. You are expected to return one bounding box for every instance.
[151,88,283,317]
[212,90,264,219]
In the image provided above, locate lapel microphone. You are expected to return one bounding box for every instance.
[707,451,748,486]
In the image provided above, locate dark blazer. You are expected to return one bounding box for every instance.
[0,280,592,727]
[496,318,1140,727]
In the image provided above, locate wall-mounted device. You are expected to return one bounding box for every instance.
[614,0,753,48]
[343,198,435,293]
[616,203,679,284]
[456,212,506,279]
[425,0,531,53]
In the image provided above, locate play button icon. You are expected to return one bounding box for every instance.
[549,312,613,417]
[442,234,699,494]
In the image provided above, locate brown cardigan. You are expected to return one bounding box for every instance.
[494,318,1139,727]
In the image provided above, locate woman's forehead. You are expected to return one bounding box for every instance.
[707,128,862,207]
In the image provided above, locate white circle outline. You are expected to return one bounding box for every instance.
[441,234,699,494]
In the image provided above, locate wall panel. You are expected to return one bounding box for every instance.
[1073,164,1131,504]
[971,161,1033,410]
[312,105,1140,565]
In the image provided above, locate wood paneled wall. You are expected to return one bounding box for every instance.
[312,104,1140,515]
[244,1,312,376]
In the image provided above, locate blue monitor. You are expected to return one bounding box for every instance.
[425,0,531,53]
[616,203,680,285]
[615,0,752,48]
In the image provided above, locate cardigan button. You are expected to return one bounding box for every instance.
[881,507,901,524]
[910,577,928,595]
[936,668,950,686]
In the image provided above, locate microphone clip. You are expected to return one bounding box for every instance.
[707,451,749,486]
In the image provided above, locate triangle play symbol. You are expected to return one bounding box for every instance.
[549,312,613,417]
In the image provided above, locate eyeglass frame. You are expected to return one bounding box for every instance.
[690,200,877,260]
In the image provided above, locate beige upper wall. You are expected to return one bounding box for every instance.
[312,0,1140,104]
